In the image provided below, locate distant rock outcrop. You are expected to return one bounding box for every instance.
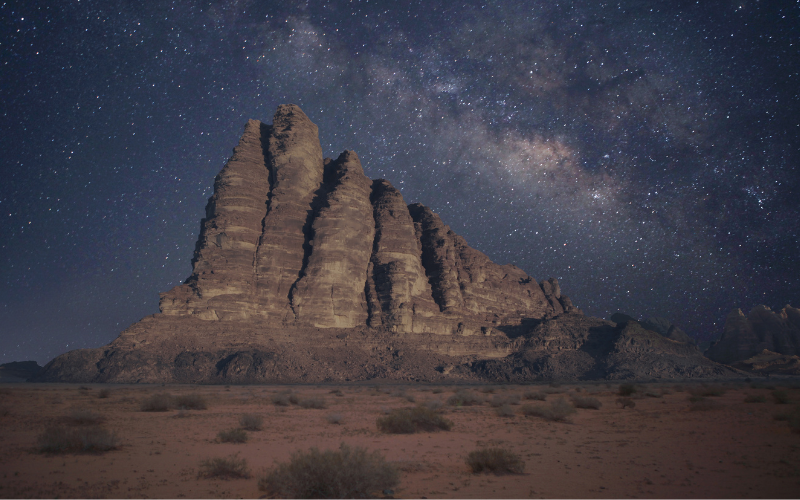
[705,305,800,365]
[0,361,42,381]
[33,104,739,383]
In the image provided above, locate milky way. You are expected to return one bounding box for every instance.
[2,0,798,364]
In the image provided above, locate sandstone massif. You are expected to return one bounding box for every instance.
[705,305,800,374]
[35,105,738,383]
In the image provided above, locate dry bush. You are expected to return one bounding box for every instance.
[376,407,453,434]
[326,413,344,425]
[97,388,111,399]
[258,443,399,499]
[618,384,637,396]
[744,394,766,403]
[431,388,444,394]
[523,391,547,401]
[217,428,248,443]
[271,392,299,406]
[239,414,263,431]
[198,454,250,479]
[174,393,208,410]
[64,408,104,425]
[689,397,722,411]
[489,394,520,407]
[521,398,576,422]
[495,404,515,417]
[37,424,117,453]
[616,397,636,409]
[772,390,790,404]
[570,394,602,410]
[690,385,726,398]
[447,390,484,406]
[479,386,496,394]
[466,448,525,474]
[644,390,663,398]
[140,393,173,412]
[328,389,343,397]
[423,399,443,411]
[299,397,327,409]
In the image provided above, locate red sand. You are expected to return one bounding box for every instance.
[0,382,798,498]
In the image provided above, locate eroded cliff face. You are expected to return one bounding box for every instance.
[159,104,574,334]
[705,305,800,364]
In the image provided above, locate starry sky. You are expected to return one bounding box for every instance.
[2,0,799,365]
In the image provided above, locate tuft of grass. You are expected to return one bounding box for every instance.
[174,393,207,410]
[466,448,525,474]
[258,443,399,499]
[772,390,790,404]
[198,454,250,479]
[570,394,602,410]
[217,428,248,443]
[299,397,327,409]
[97,388,111,399]
[64,408,104,425]
[140,393,173,412]
[689,397,722,411]
[744,394,766,403]
[616,397,636,409]
[447,390,484,407]
[239,414,263,431]
[37,424,118,453]
[618,384,637,396]
[523,391,547,401]
[521,398,576,422]
[377,407,453,434]
[495,404,515,417]
[326,413,344,425]
[271,392,300,407]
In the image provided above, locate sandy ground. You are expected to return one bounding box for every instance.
[0,381,799,498]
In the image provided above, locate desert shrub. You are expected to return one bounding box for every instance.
[37,424,117,453]
[423,399,443,411]
[466,448,525,474]
[239,414,263,431]
[299,397,327,409]
[432,388,443,394]
[391,390,415,403]
[523,391,547,401]
[259,443,398,498]
[447,390,484,407]
[218,428,248,443]
[744,394,766,403]
[272,392,299,406]
[618,384,637,396]
[98,388,111,399]
[376,407,453,434]
[690,385,726,398]
[616,397,636,409]
[198,454,250,479]
[521,398,576,422]
[479,386,496,394]
[689,397,722,411]
[328,389,343,397]
[64,408,104,425]
[489,394,520,407]
[570,394,602,410]
[174,393,207,410]
[495,404,515,417]
[79,386,91,391]
[140,393,173,412]
[326,413,344,425]
[773,390,790,404]
[644,390,663,398]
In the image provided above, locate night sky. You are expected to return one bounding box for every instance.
[2,1,799,365]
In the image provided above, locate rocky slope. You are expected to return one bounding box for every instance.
[34,105,738,383]
[705,305,800,365]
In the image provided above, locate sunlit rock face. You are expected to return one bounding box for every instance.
[159,104,573,333]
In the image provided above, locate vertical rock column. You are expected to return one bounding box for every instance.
[159,119,271,320]
[366,180,439,332]
[255,104,325,321]
[290,151,375,327]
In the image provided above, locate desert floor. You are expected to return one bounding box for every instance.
[0,380,799,498]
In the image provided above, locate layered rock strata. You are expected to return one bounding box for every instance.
[705,305,800,364]
[160,104,572,334]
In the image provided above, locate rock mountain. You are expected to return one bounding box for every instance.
[35,105,736,383]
